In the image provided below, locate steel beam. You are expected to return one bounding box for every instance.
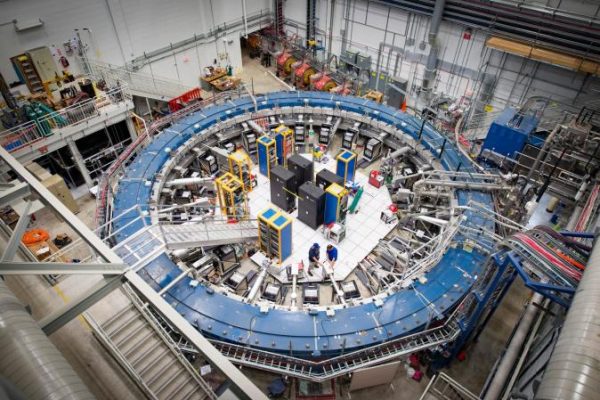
[0,262,126,275]
[0,201,31,262]
[39,275,125,335]
[0,147,122,264]
[125,271,268,400]
[0,181,30,207]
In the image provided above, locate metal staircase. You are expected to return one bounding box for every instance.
[89,287,217,400]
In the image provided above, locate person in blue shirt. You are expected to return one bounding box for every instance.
[308,243,320,276]
[326,244,338,266]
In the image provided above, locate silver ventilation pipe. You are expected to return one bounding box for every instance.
[535,239,600,399]
[422,0,446,94]
[0,279,95,400]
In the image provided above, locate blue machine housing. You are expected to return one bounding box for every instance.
[480,107,542,158]
[110,91,496,360]
[257,136,275,177]
[336,149,357,183]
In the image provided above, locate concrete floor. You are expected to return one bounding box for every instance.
[3,54,536,400]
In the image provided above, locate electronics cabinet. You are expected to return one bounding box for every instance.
[298,182,325,229]
[228,150,253,192]
[294,116,306,144]
[242,126,257,155]
[201,155,218,175]
[273,124,294,166]
[316,169,343,190]
[257,135,277,177]
[287,154,313,192]
[324,183,349,225]
[270,165,296,212]
[215,172,247,219]
[258,206,292,263]
[336,149,357,184]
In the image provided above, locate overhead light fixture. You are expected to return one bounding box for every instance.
[14,18,44,32]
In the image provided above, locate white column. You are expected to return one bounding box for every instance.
[67,139,93,188]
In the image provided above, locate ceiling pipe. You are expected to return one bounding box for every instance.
[422,0,446,95]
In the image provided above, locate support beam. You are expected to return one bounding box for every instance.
[39,275,125,335]
[125,115,138,142]
[0,147,122,264]
[0,201,31,262]
[67,138,94,188]
[0,181,30,207]
[125,271,268,400]
[0,262,126,275]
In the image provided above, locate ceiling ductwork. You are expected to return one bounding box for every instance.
[377,0,600,62]
[485,36,600,76]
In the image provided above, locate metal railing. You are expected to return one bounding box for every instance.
[85,58,192,99]
[94,85,251,230]
[419,372,480,400]
[0,84,132,153]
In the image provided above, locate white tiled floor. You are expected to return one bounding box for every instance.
[246,153,397,281]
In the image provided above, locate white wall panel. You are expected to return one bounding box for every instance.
[282,0,599,109]
[0,0,124,83]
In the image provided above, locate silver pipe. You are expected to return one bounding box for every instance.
[164,177,213,187]
[413,179,511,191]
[423,0,446,92]
[0,279,95,400]
[535,239,600,399]
[483,292,544,400]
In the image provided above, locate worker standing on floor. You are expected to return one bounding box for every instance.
[326,244,338,267]
[308,243,321,276]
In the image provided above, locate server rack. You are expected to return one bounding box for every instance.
[215,172,248,219]
[228,150,253,192]
[241,122,257,155]
[364,138,383,162]
[270,165,296,212]
[318,116,333,145]
[287,154,314,192]
[258,207,278,256]
[316,169,344,190]
[336,149,357,184]
[324,183,349,225]
[298,182,325,229]
[342,122,360,149]
[294,115,306,144]
[201,155,218,175]
[258,207,293,263]
[257,135,277,177]
[273,124,294,166]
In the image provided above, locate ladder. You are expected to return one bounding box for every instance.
[274,0,284,35]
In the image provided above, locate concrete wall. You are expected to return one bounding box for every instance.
[283,0,600,111]
[0,0,271,88]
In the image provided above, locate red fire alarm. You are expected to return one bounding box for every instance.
[463,28,472,40]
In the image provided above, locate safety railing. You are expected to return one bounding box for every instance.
[0,84,132,153]
[204,295,469,381]
[418,372,480,400]
[85,58,192,99]
[94,85,251,230]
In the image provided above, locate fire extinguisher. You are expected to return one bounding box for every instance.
[59,56,70,68]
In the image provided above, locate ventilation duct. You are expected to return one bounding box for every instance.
[0,279,95,400]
